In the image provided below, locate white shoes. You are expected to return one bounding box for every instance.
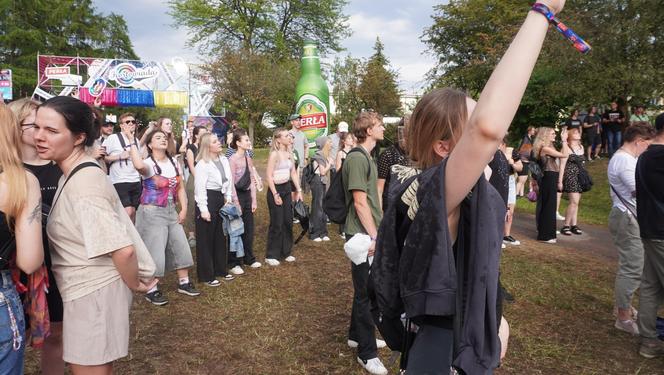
[556,212,565,221]
[357,357,388,375]
[249,261,262,269]
[265,258,280,266]
[615,318,639,335]
[322,236,330,241]
[285,255,296,262]
[230,265,245,275]
[347,339,387,349]
[313,237,323,242]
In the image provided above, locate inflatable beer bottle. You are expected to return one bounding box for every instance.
[294,41,329,156]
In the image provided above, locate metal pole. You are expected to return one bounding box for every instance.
[187,64,191,117]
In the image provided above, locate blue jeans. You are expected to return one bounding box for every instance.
[0,271,25,375]
[606,129,622,156]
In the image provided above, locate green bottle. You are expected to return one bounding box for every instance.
[295,41,330,155]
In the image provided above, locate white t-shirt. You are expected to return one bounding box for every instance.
[141,157,179,179]
[607,150,637,214]
[102,133,141,184]
[47,161,156,302]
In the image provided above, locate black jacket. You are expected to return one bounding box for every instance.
[373,159,504,374]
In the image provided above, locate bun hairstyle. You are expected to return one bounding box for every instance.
[39,96,96,147]
[231,128,248,150]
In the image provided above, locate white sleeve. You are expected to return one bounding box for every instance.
[194,162,209,214]
[103,134,121,156]
[221,157,234,202]
[618,158,636,194]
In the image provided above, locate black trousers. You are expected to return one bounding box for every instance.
[406,317,454,374]
[231,189,255,266]
[536,171,558,241]
[195,190,228,282]
[309,176,328,239]
[348,253,378,360]
[266,182,293,260]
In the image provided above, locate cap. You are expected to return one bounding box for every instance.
[337,121,349,132]
[288,114,301,121]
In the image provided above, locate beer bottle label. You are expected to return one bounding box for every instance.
[295,94,328,144]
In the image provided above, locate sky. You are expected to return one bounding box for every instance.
[93,0,443,94]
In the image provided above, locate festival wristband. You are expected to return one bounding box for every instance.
[531,3,592,54]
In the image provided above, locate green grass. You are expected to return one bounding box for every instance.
[516,158,612,226]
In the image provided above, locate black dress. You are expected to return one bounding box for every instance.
[562,153,585,193]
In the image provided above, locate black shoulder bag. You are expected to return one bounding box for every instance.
[235,155,252,192]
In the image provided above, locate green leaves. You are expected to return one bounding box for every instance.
[358,38,401,117]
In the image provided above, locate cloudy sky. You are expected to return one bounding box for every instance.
[93,0,443,93]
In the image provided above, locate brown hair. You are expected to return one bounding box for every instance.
[352,111,382,144]
[624,123,656,143]
[119,112,135,124]
[231,128,248,150]
[407,88,467,169]
[155,117,176,154]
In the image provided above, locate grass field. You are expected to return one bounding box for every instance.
[24,151,664,374]
[516,158,612,226]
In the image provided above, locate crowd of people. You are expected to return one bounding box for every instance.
[2,0,664,374]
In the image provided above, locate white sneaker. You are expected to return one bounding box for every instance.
[615,319,639,335]
[501,243,506,249]
[250,261,262,269]
[357,357,388,375]
[230,265,245,275]
[265,258,280,266]
[313,237,323,242]
[322,236,330,241]
[539,238,557,244]
[340,233,346,239]
[556,212,565,221]
[348,339,387,349]
[285,255,296,262]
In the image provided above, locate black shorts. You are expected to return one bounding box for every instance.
[517,163,530,177]
[114,182,142,208]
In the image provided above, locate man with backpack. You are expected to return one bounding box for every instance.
[342,111,388,375]
[103,112,142,223]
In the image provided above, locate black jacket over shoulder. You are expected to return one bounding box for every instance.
[372,159,504,374]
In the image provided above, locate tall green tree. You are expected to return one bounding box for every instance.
[206,49,298,143]
[423,0,664,138]
[331,55,364,123]
[168,0,351,57]
[358,38,401,116]
[0,0,137,98]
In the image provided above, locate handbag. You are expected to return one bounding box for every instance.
[575,159,593,192]
[234,156,252,192]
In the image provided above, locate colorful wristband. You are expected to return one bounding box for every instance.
[531,2,592,54]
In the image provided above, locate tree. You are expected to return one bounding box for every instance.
[206,49,299,143]
[423,0,664,138]
[358,38,401,117]
[0,0,137,98]
[331,55,364,123]
[168,0,351,57]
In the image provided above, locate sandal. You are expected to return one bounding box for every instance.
[560,226,572,235]
[571,225,583,235]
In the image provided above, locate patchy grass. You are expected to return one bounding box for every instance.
[23,154,664,374]
[516,158,612,226]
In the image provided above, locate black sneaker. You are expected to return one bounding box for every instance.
[177,282,201,297]
[145,290,169,306]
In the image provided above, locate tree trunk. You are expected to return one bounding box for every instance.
[248,117,255,144]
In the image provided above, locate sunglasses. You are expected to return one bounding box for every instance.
[123,120,136,124]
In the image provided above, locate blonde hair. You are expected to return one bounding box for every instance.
[321,138,332,160]
[407,88,467,169]
[532,127,554,161]
[271,128,289,152]
[196,133,219,163]
[0,103,28,225]
[7,98,39,126]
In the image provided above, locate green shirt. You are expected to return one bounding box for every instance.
[630,114,650,124]
[342,147,382,236]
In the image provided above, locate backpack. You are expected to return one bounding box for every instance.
[302,160,319,190]
[323,148,371,224]
[528,150,544,184]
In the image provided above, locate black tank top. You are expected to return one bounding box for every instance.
[0,210,15,270]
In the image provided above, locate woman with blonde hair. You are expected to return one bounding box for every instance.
[264,128,303,266]
[0,102,44,374]
[372,0,565,372]
[8,98,65,374]
[194,133,237,285]
[532,126,570,243]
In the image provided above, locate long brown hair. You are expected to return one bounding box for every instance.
[0,103,28,224]
[407,88,467,169]
[156,117,176,155]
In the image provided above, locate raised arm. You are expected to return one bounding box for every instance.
[128,143,149,176]
[445,1,564,215]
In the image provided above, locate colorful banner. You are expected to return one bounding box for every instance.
[0,69,12,101]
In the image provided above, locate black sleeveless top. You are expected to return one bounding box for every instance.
[0,210,15,270]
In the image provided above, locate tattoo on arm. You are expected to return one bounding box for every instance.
[28,199,42,225]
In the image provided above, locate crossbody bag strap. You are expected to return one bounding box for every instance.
[610,184,637,218]
[51,162,101,210]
